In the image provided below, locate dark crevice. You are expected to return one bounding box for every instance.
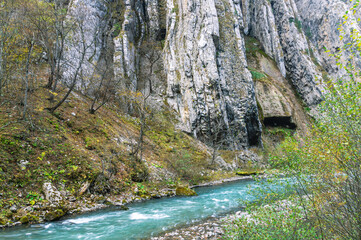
[156,29,167,41]
[264,116,297,129]
[246,112,262,147]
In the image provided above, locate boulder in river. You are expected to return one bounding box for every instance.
[236,170,264,176]
[175,187,197,196]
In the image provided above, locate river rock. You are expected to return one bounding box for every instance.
[68,196,76,202]
[19,216,29,224]
[10,205,17,213]
[44,209,65,221]
[0,217,7,226]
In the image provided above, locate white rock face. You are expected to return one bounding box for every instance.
[164,0,262,149]
[62,0,360,149]
[113,0,143,92]
[43,182,63,203]
[247,0,287,77]
[62,0,108,90]
[255,81,292,119]
[269,0,323,107]
[295,0,361,78]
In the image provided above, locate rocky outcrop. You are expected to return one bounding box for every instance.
[270,0,323,107]
[62,0,360,149]
[255,81,292,120]
[247,0,287,77]
[42,182,63,203]
[295,0,361,78]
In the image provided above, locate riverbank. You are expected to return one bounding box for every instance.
[190,175,253,188]
[150,210,246,240]
[0,175,260,239]
[0,174,257,229]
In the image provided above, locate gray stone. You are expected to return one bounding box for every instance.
[18,160,29,170]
[214,156,234,171]
[10,205,17,213]
[68,196,76,202]
[79,182,90,196]
[42,182,63,203]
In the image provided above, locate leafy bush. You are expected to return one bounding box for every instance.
[224,197,320,240]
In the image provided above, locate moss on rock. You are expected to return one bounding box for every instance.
[19,216,29,224]
[0,217,7,226]
[45,209,65,221]
[236,170,264,176]
[175,187,197,196]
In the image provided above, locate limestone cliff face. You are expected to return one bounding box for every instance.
[63,0,360,149]
[163,0,261,149]
[295,0,361,77]
[62,0,110,91]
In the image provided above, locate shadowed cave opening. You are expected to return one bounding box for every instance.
[264,116,297,129]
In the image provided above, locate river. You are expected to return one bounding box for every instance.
[0,178,266,239]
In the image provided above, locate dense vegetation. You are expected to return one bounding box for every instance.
[224,2,361,239]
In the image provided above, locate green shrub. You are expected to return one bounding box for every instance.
[250,70,267,81]
[224,197,320,240]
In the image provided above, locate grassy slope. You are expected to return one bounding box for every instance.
[0,78,239,224]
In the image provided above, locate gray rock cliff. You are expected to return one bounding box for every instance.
[62,0,360,149]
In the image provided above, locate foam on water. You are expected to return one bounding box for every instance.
[129,212,170,220]
[44,224,52,229]
[212,198,230,202]
[64,215,106,224]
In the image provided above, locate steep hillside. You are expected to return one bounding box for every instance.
[0,76,257,226]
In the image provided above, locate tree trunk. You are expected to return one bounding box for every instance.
[49,28,87,113]
[46,56,55,89]
[0,39,3,97]
[23,39,35,120]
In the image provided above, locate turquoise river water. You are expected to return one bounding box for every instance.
[0,179,267,239]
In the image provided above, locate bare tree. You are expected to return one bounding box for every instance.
[22,35,35,120]
[0,0,17,98]
[127,41,162,161]
[138,42,162,94]
[47,5,97,113]
[45,0,69,92]
[88,12,121,114]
